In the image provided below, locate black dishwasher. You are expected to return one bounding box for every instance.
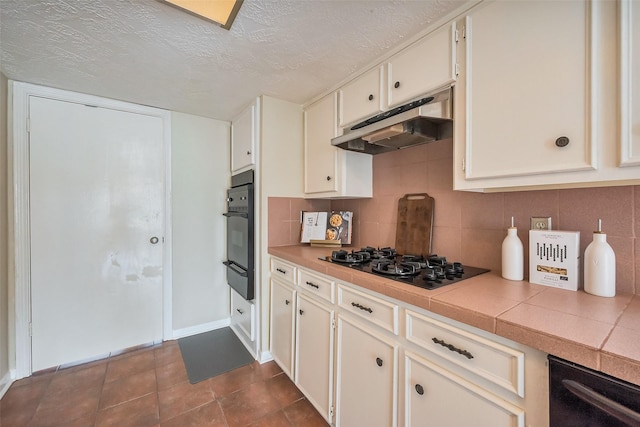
[549,355,640,427]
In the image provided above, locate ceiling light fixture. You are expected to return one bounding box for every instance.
[159,0,243,30]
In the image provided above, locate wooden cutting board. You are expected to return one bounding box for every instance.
[395,193,434,257]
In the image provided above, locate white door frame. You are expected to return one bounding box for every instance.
[9,81,173,378]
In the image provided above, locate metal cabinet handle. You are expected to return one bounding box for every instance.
[276,268,286,274]
[285,299,290,305]
[150,236,159,244]
[246,150,251,155]
[394,81,400,89]
[376,357,383,367]
[368,94,374,101]
[415,384,425,395]
[236,308,244,314]
[299,309,304,315]
[326,176,332,181]
[562,379,640,426]
[555,136,570,147]
[305,281,319,289]
[431,337,474,359]
[351,302,373,313]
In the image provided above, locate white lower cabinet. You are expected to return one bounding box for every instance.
[404,351,524,427]
[268,258,548,427]
[269,278,296,379]
[335,315,398,427]
[295,293,335,423]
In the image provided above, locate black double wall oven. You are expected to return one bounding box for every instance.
[223,170,255,301]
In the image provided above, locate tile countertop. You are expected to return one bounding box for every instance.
[268,245,640,386]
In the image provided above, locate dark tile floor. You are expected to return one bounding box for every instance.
[0,340,329,427]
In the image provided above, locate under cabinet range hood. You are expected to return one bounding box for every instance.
[332,87,453,155]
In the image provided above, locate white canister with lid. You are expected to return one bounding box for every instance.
[502,216,524,281]
[584,219,616,297]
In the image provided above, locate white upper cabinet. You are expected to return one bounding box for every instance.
[304,93,372,198]
[387,22,457,108]
[231,100,257,174]
[454,0,640,191]
[338,65,384,128]
[620,0,640,167]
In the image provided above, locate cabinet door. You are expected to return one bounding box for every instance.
[387,22,457,108]
[620,0,640,166]
[231,101,256,173]
[336,315,398,427]
[295,293,334,423]
[339,66,383,127]
[304,93,339,194]
[405,351,524,427]
[458,1,594,183]
[270,279,296,379]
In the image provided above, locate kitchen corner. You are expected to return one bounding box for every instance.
[268,244,640,387]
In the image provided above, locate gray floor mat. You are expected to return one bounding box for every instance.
[178,327,254,384]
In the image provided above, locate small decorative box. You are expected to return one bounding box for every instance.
[529,230,580,291]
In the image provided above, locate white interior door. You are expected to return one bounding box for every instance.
[29,95,165,371]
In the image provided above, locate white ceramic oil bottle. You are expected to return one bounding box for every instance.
[502,216,523,280]
[584,219,616,297]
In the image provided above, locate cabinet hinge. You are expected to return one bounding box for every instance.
[330,406,335,418]
[463,25,467,39]
[29,322,32,336]
[331,318,336,329]
[455,29,459,43]
[462,157,466,172]
[26,118,30,133]
[455,63,460,76]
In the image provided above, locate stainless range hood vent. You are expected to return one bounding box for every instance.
[332,87,453,155]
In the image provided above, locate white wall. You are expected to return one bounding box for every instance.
[0,72,10,394]
[171,112,231,335]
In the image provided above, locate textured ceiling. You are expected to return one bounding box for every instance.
[0,0,468,121]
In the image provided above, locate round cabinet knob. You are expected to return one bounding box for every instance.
[555,136,570,147]
[376,357,383,367]
[150,236,159,244]
[368,94,374,101]
[246,151,251,155]
[415,384,425,395]
[299,309,304,315]
[285,299,290,305]
[326,176,332,181]
[394,81,400,89]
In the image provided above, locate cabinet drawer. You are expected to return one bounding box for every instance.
[231,289,255,342]
[298,269,335,303]
[406,310,524,397]
[338,285,398,334]
[271,258,297,285]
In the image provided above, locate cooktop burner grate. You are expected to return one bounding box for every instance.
[322,247,489,290]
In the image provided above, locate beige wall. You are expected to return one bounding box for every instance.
[1,73,9,383]
[269,139,640,296]
[171,112,231,332]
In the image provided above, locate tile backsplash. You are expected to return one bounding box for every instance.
[269,139,639,295]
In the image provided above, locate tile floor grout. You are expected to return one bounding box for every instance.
[0,340,329,427]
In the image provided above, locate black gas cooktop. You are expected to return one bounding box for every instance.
[320,247,489,291]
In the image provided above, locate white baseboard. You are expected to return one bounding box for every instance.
[258,351,274,364]
[0,370,14,400]
[171,318,230,340]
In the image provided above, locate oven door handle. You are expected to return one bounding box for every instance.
[223,260,248,277]
[562,379,640,426]
[223,212,248,218]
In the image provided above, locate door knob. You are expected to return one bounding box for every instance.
[150,237,159,244]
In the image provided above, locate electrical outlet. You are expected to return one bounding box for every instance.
[530,217,552,230]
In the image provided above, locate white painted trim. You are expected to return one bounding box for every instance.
[258,351,274,364]
[171,318,231,340]
[0,370,13,400]
[619,0,639,166]
[10,81,173,378]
